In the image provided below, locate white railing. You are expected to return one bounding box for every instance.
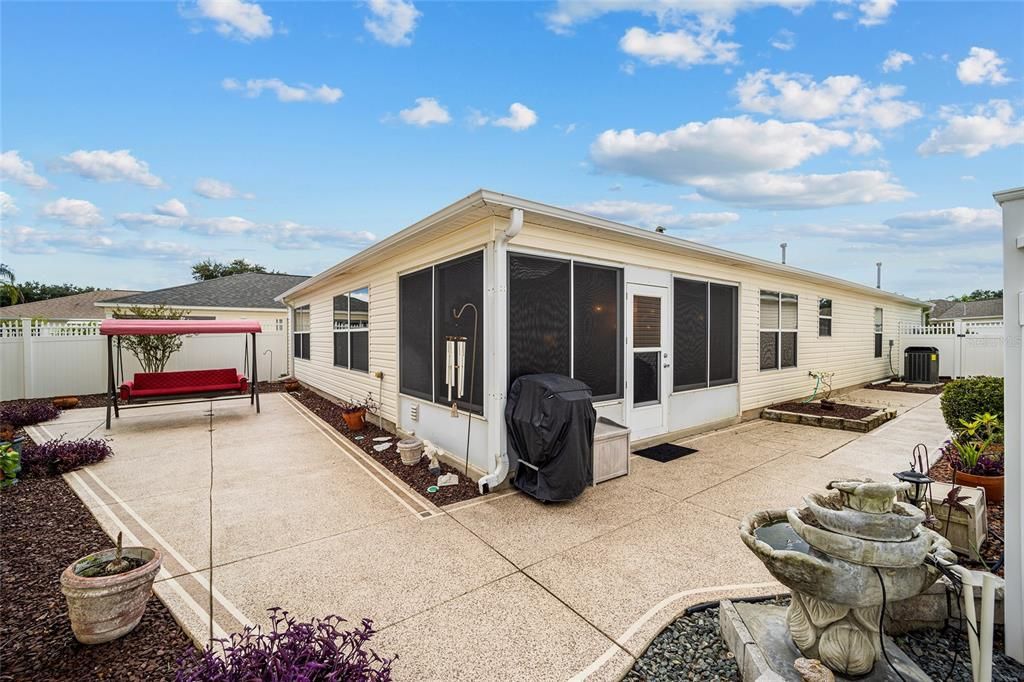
[0,318,288,400]
[899,321,956,335]
[898,319,1004,378]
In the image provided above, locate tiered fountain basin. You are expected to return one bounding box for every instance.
[739,480,956,677]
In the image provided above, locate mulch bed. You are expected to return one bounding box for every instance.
[289,389,481,506]
[871,380,948,395]
[768,401,878,420]
[0,476,193,681]
[928,452,1004,576]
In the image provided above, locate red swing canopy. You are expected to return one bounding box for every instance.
[100,319,263,335]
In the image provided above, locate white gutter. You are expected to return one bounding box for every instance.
[478,208,522,494]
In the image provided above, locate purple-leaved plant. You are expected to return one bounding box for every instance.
[175,609,394,682]
[0,401,61,428]
[941,438,1005,477]
[20,437,113,477]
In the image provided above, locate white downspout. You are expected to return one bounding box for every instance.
[478,208,523,494]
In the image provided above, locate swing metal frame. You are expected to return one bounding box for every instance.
[99,319,262,429]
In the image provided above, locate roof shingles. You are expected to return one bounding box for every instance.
[100,273,309,311]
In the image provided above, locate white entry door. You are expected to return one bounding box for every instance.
[627,283,670,440]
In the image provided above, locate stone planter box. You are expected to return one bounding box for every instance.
[928,482,987,556]
[760,406,896,432]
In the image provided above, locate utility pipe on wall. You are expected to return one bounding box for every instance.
[876,262,883,289]
[780,242,787,264]
[478,208,522,494]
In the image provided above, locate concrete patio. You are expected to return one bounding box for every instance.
[35,387,949,681]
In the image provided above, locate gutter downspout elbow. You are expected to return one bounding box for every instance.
[505,207,524,241]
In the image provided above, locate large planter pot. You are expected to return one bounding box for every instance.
[284,380,301,393]
[53,396,80,409]
[342,408,366,431]
[956,471,1004,503]
[60,546,162,644]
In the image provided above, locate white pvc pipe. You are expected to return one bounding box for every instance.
[980,572,996,681]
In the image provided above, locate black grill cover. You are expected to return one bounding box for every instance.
[506,374,596,502]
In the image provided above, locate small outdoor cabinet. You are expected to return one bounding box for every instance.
[593,417,630,484]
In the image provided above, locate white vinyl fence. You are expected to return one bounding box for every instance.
[897,319,1005,379]
[0,319,288,401]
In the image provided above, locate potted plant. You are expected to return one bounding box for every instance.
[53,396,80,409]
[0,441,21,488]
[60,532,162,644]
[948,412,1004,502]
[283,377,301,392]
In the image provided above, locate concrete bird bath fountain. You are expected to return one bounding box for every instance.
[739,479,957,677]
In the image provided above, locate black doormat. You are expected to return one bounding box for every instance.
[633,443,698,463]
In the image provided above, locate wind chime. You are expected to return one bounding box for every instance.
[446,303,478,474]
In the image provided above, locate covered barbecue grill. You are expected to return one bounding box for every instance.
[506,373,596,502]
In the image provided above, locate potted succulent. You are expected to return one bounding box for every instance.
[60,532,162,644]
[948,412,1004,502]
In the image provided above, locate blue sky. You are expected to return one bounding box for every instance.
[2,1,1022,299]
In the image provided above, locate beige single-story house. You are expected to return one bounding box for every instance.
[95,272,309,331]
[0,289,140,321]
[278,190,927,490]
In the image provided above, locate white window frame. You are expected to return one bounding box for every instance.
[759,290,798,371]
[874,307,884,358]
[333,287,370,373]
[292,305,310,361]
[818,298,833,337]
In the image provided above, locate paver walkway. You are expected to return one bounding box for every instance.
[37,387,949,681]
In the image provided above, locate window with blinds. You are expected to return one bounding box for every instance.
[874,307,883,358]
[333,288,369,372]
[633,296,661,348]
[760,291,798,370]
[293,305,310,360]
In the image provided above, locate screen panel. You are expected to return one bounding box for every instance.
[333,331,348,367]
[573,263,621,400]
[508,254,571,385]
[633,351,660,405]
[434,252,485,414]
[760,331,777,370]
[781,331,798,368]
[673,278,708,391]
[708,283,738,386]
[399,268,433,400]
[350,331,369,372]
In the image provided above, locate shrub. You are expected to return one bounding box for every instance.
[176,609,394,682]
[0,442,20,488]
[940,377,1004,432]
[21,437,113,477]
[0,401,61,428]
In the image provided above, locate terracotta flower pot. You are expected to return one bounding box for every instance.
[956,471,1004,503]
[284,380,301,393]
[60,546,162,644]
[342,408,366,431]
[53,396,80,409]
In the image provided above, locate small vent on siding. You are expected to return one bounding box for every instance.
[410,403,419,422]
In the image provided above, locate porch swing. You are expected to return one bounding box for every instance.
[99,319,263,429]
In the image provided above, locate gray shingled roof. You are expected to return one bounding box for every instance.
[0,290,140,320]
[100,273,309,310]
[929,298,1003,320]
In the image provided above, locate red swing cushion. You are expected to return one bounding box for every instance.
[119,369,248,402]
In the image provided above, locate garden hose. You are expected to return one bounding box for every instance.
[802,373,822,403]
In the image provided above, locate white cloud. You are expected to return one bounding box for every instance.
[884,207,1000,232]
[116,212,184,230]
[222,77,343,103]
[1,224,205,260]
[195,0,273,41]
[961,175,976,182]
[493,103,538,131]
[59,149,163,187]
[154,198,189,218]
[734,70,922,130]
[917,100,1024,158]
[364,0,421,47]
[620,61,636,76]
[398,97,451,127]
[193,177,255,200]
[544,1,812,35]
[857,0,896,26]
[117,211,254,235]
[881,50,913,73]
[674,211,741,228]
[572,199,740,229]
[679,192,704,201]
[264,221,377,250]
[770,29,795,51]
[591,117,854,182]
[40,197,104,228]
[851,131,882,154]
[563,123,577,135]
[956,47,1011,86]
[0,191,18,217]
[619,26,739,68]
[688,170,912,209]
[0,151,50,189]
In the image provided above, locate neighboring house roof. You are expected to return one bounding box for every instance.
[278,188,928,307]
[0,289,140,320]
[99,272,310,311]
[929,298,1003,320]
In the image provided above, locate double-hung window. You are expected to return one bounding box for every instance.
[293,305,310,360]
[818,299,833,337]
[874,308,884,358]
[333,288,369,372]
[398,251,485,414]
[673,278,738,391]
[760,291,798,370]
[506,253,623,402]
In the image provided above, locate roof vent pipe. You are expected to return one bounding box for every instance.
[780,243,787,264]
[876,262,882,289]
[504,208,523,241]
